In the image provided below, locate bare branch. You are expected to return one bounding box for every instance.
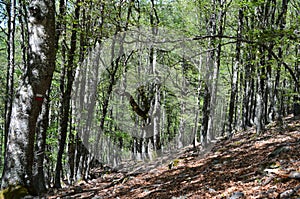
[192,34,299,89]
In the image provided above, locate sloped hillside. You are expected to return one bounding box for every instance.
[47,116,300,199]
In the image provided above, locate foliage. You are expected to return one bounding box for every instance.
[0,0,299,193]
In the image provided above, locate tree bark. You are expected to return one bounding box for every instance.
[54,0,81,188]
[1,0,56,194]
[4,0,16,155]
[206,0,217,142]
[228,8,243,135]
[200,84,210,146]
[32,91,50,194]
[150,0,161,153]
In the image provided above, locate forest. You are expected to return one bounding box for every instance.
[0,0,299,198]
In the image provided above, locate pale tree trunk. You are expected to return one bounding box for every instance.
[206,0,216,142]
[256,49,265,134]
[207,0,228,140]
[32,91,51,194]
[264,0,277,122]
[193,54,203,147]
[148,47,161,157]
[201,0,216,146]
[178,64,187,148]
[228,8,243,135]
[1,0,56,194]
[150,0,161,154]
[153,83,161,152]
[272,0,287,119]
[17,0,29,73]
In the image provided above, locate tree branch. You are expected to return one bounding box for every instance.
[192,34,299,89]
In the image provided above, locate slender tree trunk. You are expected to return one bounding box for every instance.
[206,0,217,142]
[193,54,203,146]
[256,49,265,134]
[54,0,81,188]
[1,0,56,194]
[150,0,161,153]
[4,0,16,155]
[200,84,210,146]
[201,0,216,146]
[68,6,91,184]
[228,8,243,135]
[242,55,251,129]
[67,107,75,184]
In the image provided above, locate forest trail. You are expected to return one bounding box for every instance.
[46,116,300,199]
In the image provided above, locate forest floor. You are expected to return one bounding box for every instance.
[46,115,300,199]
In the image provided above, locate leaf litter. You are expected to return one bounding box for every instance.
[46,116,300,199]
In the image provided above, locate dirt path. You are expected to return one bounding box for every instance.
[47,116,300,199]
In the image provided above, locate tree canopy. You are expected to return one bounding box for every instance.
[0,0,299,197]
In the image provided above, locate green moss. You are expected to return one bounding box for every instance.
[0,186,29,199]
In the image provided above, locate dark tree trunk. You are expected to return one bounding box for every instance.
[68,6,90,184]
[4,0,16,155]
[68,109,76,184]
[1,0,56,194]
[54,0,81,188]
[242,57,251,129]
[200,84,210,146]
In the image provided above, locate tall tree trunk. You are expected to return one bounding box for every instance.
[150,0,161,153]
[2,0,16,174]
[54,0,81,188]
[193,54,203,147]
[4,0,16,155]
[68,5,90,184]
[228,8,243,135]
[1,0,56,194]
[206,0,217,142]
[256,48,265,134]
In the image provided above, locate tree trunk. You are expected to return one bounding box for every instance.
[206,0,217,142]
[228,8,242,135]
[32,91,51,194]
[1,0,56,194]
[255,50,265,134]
[54,0,81,188]
[193,55,203,147]
[200,84,210,146]
[150,0,161,153]
[4,0,16,155]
